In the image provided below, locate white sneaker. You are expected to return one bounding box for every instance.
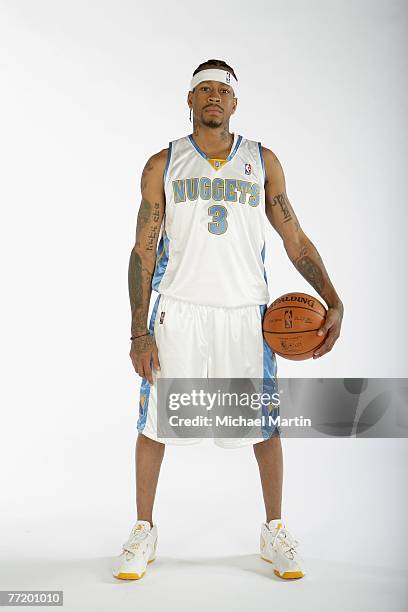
[260,519,306,579]
[113,520,158,580]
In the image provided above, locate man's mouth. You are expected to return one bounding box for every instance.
[205,106,223,114]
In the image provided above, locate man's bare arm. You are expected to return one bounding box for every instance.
[128,149,167,381]
[263,147,344,357]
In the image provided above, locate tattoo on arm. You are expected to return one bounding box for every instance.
[286,239,340,308]
[128,248,150,334]
[292,243,325,294]
[129,198,162,336]
[141,160,154,192]
[271,192,293,224]
[146,202,161,251]
[296,255,325,293]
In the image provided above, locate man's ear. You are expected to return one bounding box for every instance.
[231,98,238,114]
[187,90,193,110]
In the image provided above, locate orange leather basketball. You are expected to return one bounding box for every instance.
[263,292,327,360]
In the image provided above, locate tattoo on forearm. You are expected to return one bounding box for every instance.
[129,198,163,335]
[290,241,340,306]
[131,250,143,310]
[129,253,151,333]
[272,192,292,223]
[138,198,151,225]
[128,249,151,333]
[293,243,325,293]
[296,255,325,293]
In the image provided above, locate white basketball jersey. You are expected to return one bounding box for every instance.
[151,133,270,307]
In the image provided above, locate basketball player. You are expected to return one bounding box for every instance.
[113,59,344,581]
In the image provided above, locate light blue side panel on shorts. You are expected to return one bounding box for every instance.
[151,231,170,292]
[137,293,161,433]
[259,303,281,439]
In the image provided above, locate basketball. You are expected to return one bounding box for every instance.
[262,292,327,360]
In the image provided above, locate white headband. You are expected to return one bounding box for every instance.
[190,68,238,97]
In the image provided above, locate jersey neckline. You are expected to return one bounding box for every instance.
[187,132,243,166]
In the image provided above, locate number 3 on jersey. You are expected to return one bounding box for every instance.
[208,204,228,235]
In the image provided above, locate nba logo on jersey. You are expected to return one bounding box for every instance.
[215,161,221,168]
[245,163,252,175]
[160,311,165,324]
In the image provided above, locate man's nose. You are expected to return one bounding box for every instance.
[208,94,221,103]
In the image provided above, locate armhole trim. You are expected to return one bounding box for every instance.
[163,142,172,187]
[258,142,266,186]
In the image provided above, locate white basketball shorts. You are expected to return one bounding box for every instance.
[137,293,281,449]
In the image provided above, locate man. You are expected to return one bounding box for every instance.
[113,59,344,581]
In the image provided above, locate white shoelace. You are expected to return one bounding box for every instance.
[122,528,152,556]
[271,526,299,559]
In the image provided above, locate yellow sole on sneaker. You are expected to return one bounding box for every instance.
[115,571,145,580]
[114,558,155,580]
[274,569,305,579]
[261,556,305,579]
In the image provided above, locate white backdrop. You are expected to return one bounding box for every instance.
[0,1,407,611]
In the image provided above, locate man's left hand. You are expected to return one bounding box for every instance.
[313,302,344,359]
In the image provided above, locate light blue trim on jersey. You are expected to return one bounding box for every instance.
[261,241,268,286]
[258,142,266,184]
[151,230,170,292]
[188,133,243,161]
[259,303,281,440]
[188,134,208,160]
[137,293,161,433]
[227,135,243,161]
[163,142,172,186]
